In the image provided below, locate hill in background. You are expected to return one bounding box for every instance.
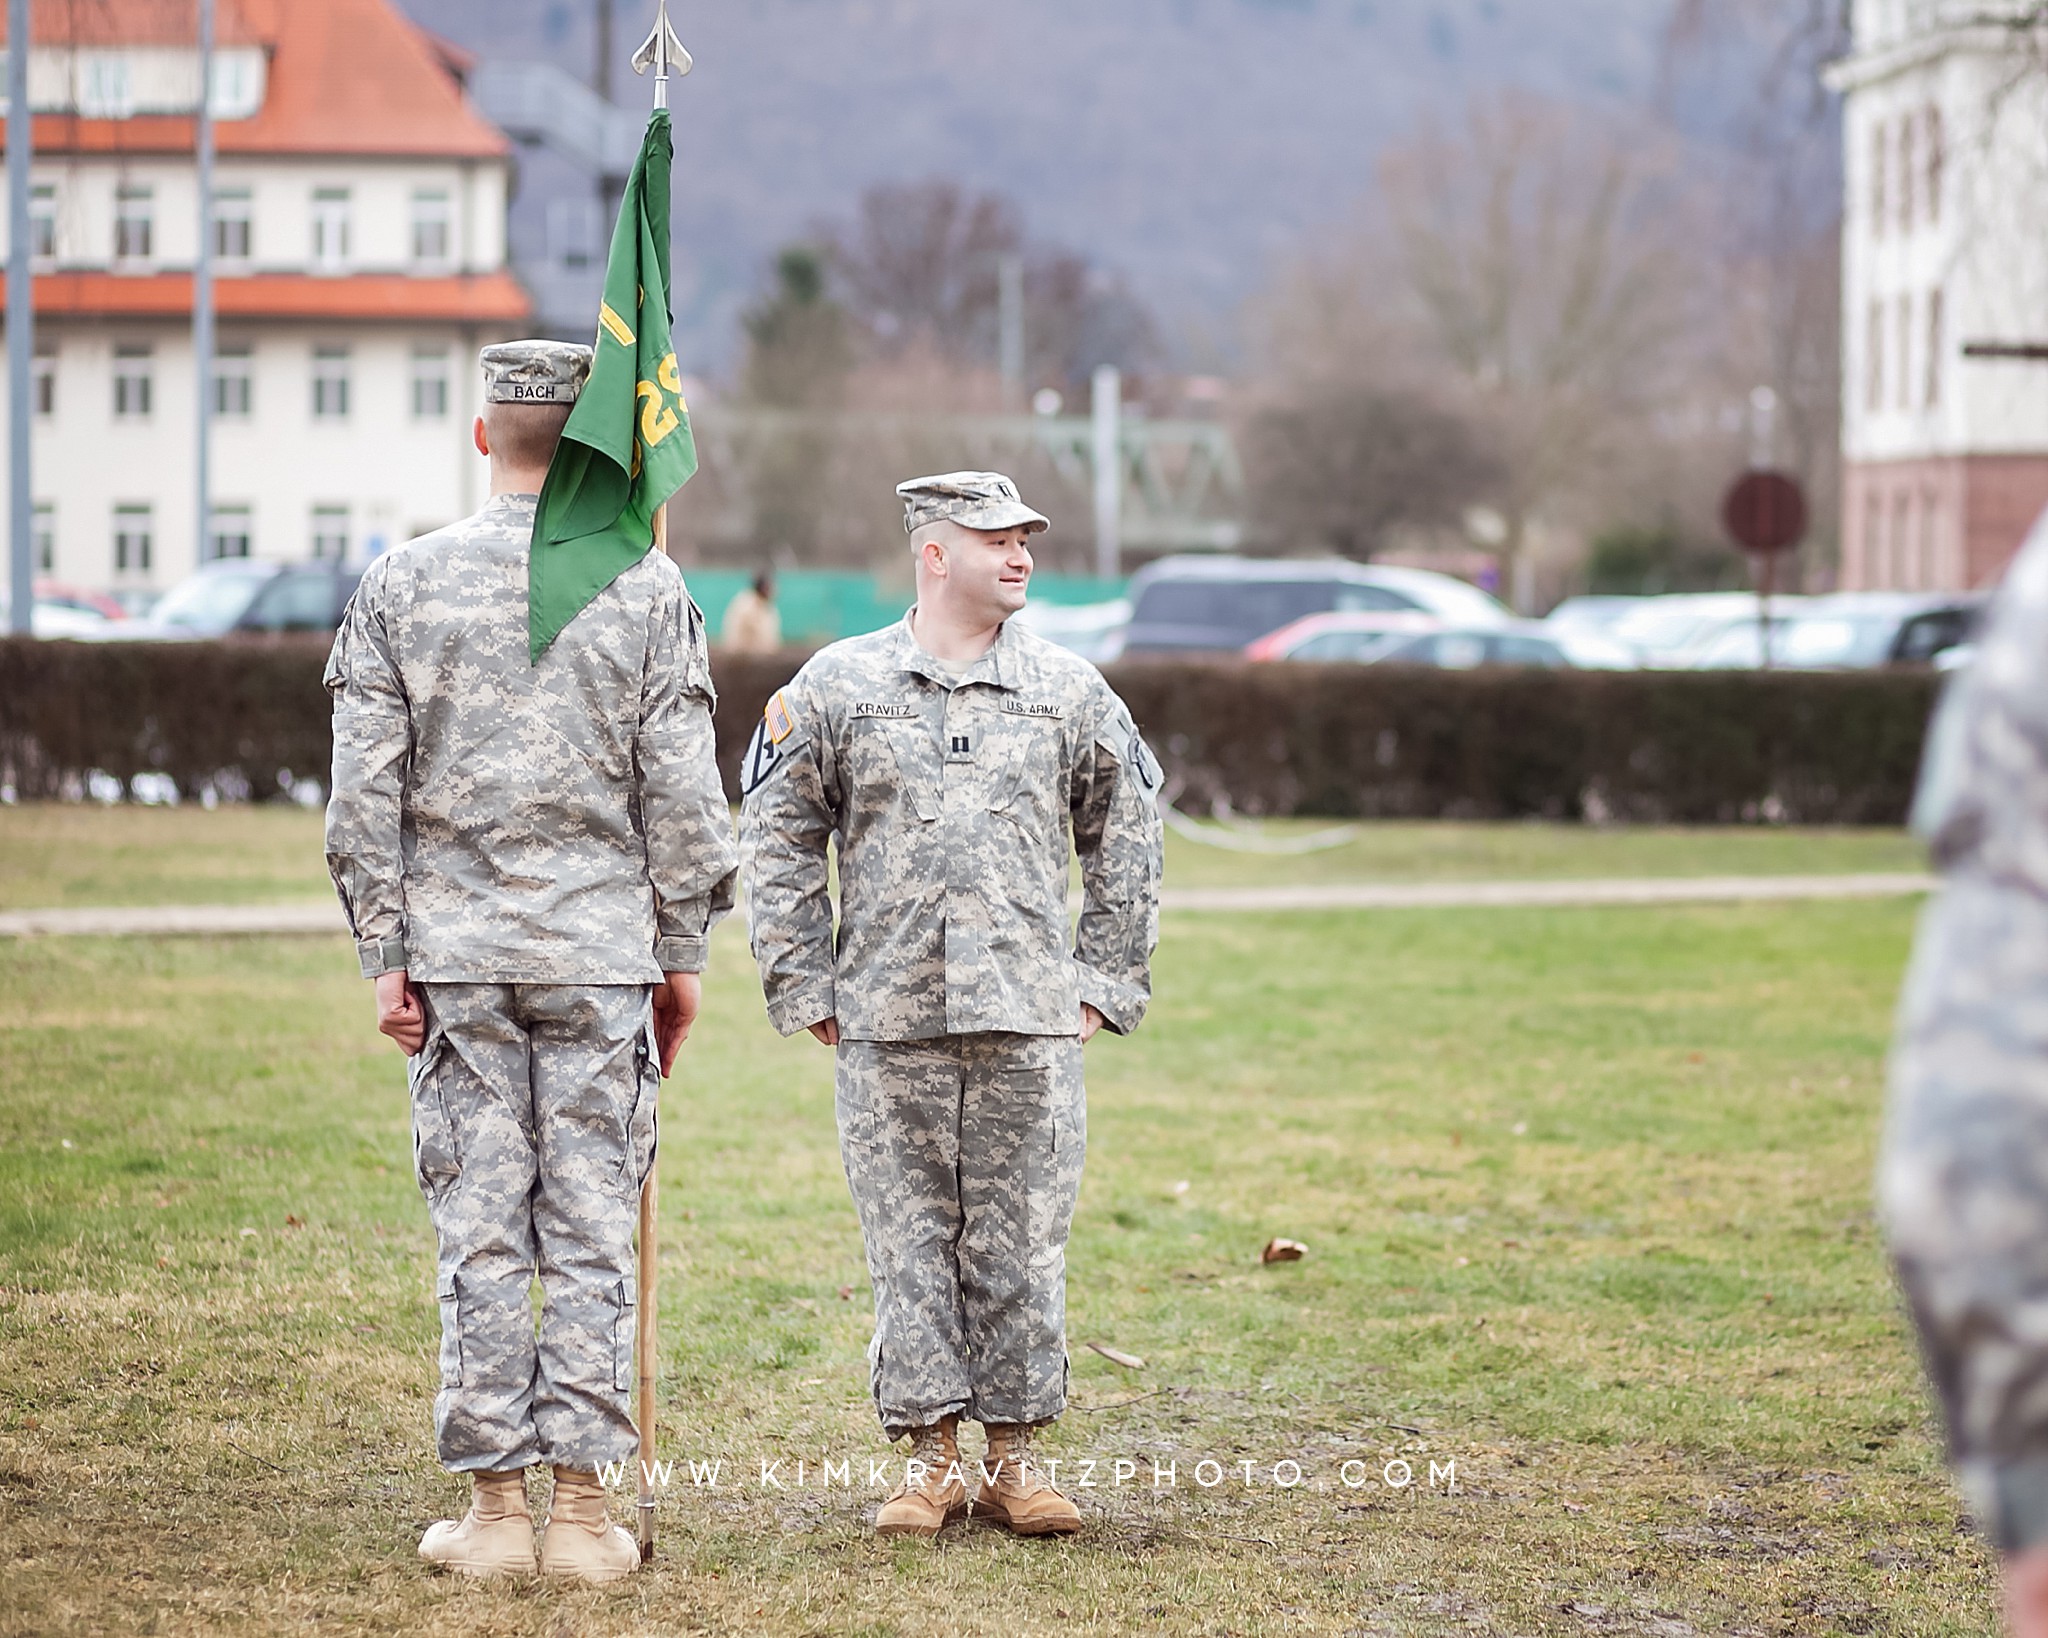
[399,0,1740,369]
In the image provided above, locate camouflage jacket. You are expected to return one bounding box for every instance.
[1885,517,2048,1549]
[323,493,738,984]
[737,613,1163,1041]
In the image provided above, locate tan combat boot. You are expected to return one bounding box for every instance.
[539,1466,641,1583]
[874,1417,969,1538]
[973,1422,1082,1536]
[418,1469,537,1576]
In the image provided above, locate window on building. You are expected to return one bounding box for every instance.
[548,198,603,270]
[311,504,351,561]
[213,187,253,262]
[208,504,253,561]
[115,185,153,263]
[410,347,451,418]
[113,342,153,418]
[29,182,55,260]
[1899,113,1916,234]
[32,503,54,573]
[214,341,254,418]
[1927,287,1944,408]
[1896,294,1913,413]
[1871,119,1887,239]
[311,346,350,419]
[311,188,351,272]
[79,53,134,118]
[1866,300,1885,412]
[32,337,55,417]
[113,504,154,575]
[1926,105,1944,225]
[412,188,452,266]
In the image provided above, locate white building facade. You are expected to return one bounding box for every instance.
[1831,0,2048,589]
[0,0,530,603]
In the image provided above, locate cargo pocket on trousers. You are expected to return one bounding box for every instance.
[627,1025,660,1190]
[612,1279,636,1393]
[436,1274,463,1388]
[409,1030,462,1198]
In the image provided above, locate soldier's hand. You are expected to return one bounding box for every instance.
[807,1017,840,1047]
[375,970,426,1056]
[653,972,702,1077]
[1080,1004,1106,1044]
[2010,1546,2048,1638]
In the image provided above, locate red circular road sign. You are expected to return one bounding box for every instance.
[1721,470,1807,555]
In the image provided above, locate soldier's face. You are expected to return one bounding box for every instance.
[943,525,1035,618]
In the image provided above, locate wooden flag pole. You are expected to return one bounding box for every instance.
[637,496,665,1566]
[629,0,690,1564]
[635,1161,658,1560]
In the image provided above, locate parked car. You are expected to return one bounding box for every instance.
[1594,593,1812,668]
[1364,620,1617,671]
[1686,592,1985,670]
[1010,597,1131,664]
[1112,555,1510,658]
[92,560,361,640]
[0,595,114,639]
[1245,610,1442,662]
[34,580,129,622]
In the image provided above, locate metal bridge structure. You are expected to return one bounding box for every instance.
[685,409,1245,558]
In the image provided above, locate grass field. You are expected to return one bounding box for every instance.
[0,809,1985,1635]
[0,803,1928,909]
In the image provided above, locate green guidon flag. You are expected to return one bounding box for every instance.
[528,107,697,662]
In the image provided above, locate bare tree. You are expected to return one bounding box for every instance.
[1379,95,1698,607]
[1241,378,1503,560]
[821,178,1157,394]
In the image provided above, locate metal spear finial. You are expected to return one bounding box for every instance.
[632,0,692,108]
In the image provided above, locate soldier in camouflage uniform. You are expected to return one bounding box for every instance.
[738,471,1164,1538]
[1885,510,2048,1633]
[324,341,738,1583]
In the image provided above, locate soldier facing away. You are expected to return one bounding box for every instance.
[738,470,1165,1538]
[1885,510,2048,1634]
[324,341,738,1582]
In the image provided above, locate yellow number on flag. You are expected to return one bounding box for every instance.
[637,379,680,447]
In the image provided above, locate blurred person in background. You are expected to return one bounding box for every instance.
[722,570,782,653]
[324,341,737,1585]
[1884,513,2048,1637]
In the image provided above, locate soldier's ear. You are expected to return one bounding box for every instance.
[473,416,491,459]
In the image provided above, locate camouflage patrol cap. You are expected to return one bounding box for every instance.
[479,339,593,405]
[897,471,1049,536]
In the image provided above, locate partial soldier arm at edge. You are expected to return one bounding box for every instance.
[737,681,840,1036]
[1069,691,1164,1036]
[323,567,413,979]
[638,586,740,974]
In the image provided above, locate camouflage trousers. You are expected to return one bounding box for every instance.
[410,983,657,1474]
[835,1033,1086,1440]
[1885,874,2048,1551]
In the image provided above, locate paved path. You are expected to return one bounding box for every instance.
[0,873,1937,940]
[1157,872,1937,913]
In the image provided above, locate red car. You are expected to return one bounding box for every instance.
[1244,610,1442,663]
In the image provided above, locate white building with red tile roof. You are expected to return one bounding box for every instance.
[0,0,531,600]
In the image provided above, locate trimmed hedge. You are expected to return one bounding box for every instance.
[0,636,1939,824]
[1104,661,1939,825]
